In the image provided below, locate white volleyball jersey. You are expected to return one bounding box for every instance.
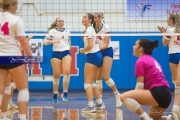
[165,27,180,54]
[48,28,70,52]
[96,23,112,48]
[0,12,26,56]
[83,26,100,54]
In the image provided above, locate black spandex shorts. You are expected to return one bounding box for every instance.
[0,64,23,69]
[150,86,171,108]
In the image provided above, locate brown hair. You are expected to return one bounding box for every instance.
[48,17,60,31]
[93,12,105,33]
[174,13,180,33]
[2,0,17,10]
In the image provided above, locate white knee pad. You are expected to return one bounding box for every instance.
[11,82,17,89]
[84,83,91,90]
[18,89,29,102]
[4,86,11,95]
[135,82,144,90]
[63,75,70,83]
[105,78,115,87]
[0,93,3,106]
[91,83,96,88]
[124,98,141,112]
[96,80,103,89]
[53,78,59,85]
[175,85,180,95]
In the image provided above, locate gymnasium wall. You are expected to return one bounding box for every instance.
[15,0,175,89]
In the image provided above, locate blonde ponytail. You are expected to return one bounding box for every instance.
[174,13,180,33]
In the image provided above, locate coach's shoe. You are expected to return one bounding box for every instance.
[8,100,18,110]
[115,93,122,107]
[61,92,68,102]
[52,93,59,104]
[81,105,96,113]
[95,102,105,110]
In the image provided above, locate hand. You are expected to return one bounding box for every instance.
[157,26,166,33]
[80,48,85,54]
[53,40,60,44]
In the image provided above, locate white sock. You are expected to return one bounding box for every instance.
[0,112,7,118]
[96,98,102,104]
[100,95,102,98]
[88,101,94,107]
[140,112,151,120]
[113,89,119,95]
[53,91,58,94]
[19,114,26,119]
[172,105,180,112]
[63,90,68,93]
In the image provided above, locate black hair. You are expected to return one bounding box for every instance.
[138,38,159,55]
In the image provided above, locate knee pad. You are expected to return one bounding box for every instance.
[175,85,180,95]
[4,86,11,95]
[135,82,144,90]
[105,78,115,87]
[63,75,70,83]
[11,82,17,89]
[84,83,91,90]
[53,78,59,85]
[96,80,103,89]
[91,83,96,88]
[18,89,29,102]
[0,93,3,106]
[123,98,140,112]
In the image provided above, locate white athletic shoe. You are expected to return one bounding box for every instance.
[0,116,11,120]
[115,93,122,107]
[8,100,18,110]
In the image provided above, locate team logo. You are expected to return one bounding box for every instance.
[137,1,152,17]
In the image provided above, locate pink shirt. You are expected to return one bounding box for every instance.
[135,54,169,90]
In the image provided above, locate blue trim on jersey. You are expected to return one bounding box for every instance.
[52,50,71,60]
[169,53,180,64]
[97,23,104,33]
[55,28,65,32]
[86,51,103,68]
[100,47,113,58]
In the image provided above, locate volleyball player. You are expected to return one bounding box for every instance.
[0,0,32,120]
[120,39,171,120]
[157,13,180,120]
[80,13,105,113]
[93,12,122,107]
[43,17,71,104]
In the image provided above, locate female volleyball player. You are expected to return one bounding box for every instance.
[120,39,171,120]
[0,0,32,120]
[43,17,71,104]
[157,13,180,120]
[93,12,122,107]
[80,13,105,113]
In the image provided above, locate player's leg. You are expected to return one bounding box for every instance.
[92,68,105,110]
[120,87,171,120]
[61,55,71,102]
[8,82,18,110]
[95,67,103,97]
[0,71,10,120]
[168,62,180,119]
[51,58,61,104]
[8,64,29,120]
[102,56,122,107]
[81,63,98,113]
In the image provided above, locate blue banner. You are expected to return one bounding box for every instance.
[126,0,180,20]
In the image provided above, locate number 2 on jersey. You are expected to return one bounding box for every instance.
[1,22,9,35]
[154,61,162,72]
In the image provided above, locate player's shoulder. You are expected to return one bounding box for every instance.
[64,28,70,33]
[166,27,175,33]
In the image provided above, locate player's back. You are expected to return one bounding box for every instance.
[0,12,24,56]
